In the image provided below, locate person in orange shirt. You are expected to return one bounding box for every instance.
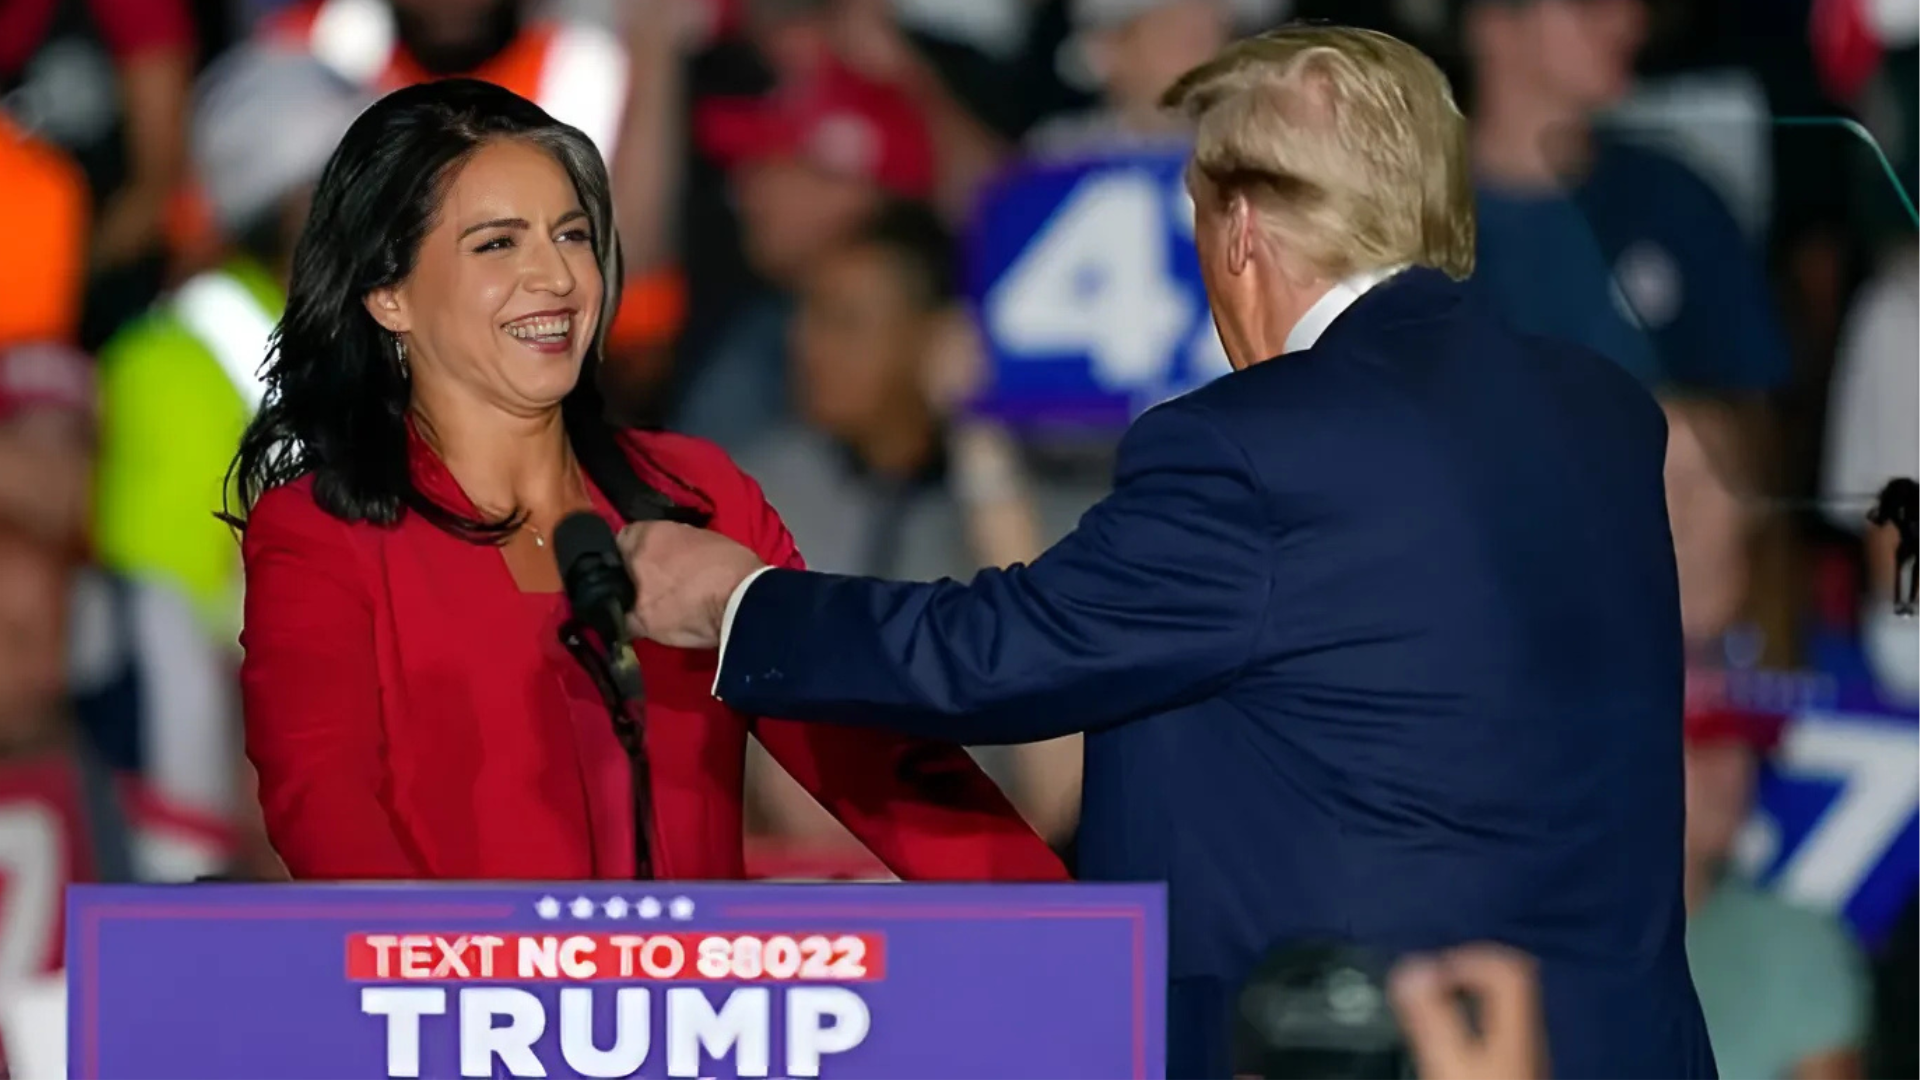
[0,120,89,347]
[265,0,625,152]
[3,0,196,346]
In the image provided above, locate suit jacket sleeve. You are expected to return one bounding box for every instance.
[239,486,425,879]
[720,456,1066,882]
[717,400,1273,743]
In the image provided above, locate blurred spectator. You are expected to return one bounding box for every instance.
[93,45,369,644]
[1822,235,1918,707]
[0,116,90,348]
[0,511,232,1079]
[739,202,972,579]
[1,0,196,349]
[820,0,1019,220]
[1456,0,1659,382]
[0,342,239,822]
[1459,0,1792,392]
[1662,394,1802,671]
[1027,0,1236,157]
[673,54,937,449]
[1682,705,1870,1080]
[262,0,625,154]
[595,0,716,420]
[1666,396,1872,1080]
[1665,394,1757,655]
[733,201,1099,852]
[1867,893,1918,1079]
[1821,32,1917,710]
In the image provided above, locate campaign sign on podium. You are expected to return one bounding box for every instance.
[67,883,1165,1080]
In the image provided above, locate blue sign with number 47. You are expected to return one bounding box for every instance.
[965,151,1232,431]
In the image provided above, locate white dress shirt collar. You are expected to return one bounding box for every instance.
[1282,264,1409,354]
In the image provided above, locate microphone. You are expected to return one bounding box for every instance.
[553,512,642,702]
[552,510,656,881]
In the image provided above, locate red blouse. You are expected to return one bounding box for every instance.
[239,428,1066,882]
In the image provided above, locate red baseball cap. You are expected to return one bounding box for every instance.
[0,342,94,427]
[694,64,938,201]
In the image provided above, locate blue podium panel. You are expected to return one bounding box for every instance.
[68,883,1166,1080]
[966,151,1232,432]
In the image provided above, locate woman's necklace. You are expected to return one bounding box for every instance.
[516,470,589,550]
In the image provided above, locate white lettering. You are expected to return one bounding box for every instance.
[361,987,446,1078]
[368,987,851,1078]
[519,936,558,978]
[1773,714,1920,908]
[559,935,598,978]
[640,936,684,979]
[470,935,504,978]
[610,935,643,977]
[785,987,871,1078]
[666,987,770,1078]
[362,935,399,979]
[399,936,433,978]
[560,987,650,1077]
[433,936,472,979]
[459,987,546,1078]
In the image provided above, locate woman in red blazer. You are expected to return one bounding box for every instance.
[229,78,1064,883]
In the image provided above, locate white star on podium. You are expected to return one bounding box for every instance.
[668,896,695,920]
[534,896,561,920]
[570,896,596,919]
[636,896,662,919]
[603,897,630,919]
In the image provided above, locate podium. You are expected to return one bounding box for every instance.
[67,883,1165,1079]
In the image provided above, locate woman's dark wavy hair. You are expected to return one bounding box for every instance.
[225,78,707,536]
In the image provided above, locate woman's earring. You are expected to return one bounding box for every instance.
[394,335,410,381]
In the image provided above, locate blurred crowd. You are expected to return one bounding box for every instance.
[0,0,1915,1075]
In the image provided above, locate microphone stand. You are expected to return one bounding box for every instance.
[559,617,655,880]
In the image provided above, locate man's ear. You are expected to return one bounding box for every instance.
[363,286,410,335]
[1226,194,1257,277]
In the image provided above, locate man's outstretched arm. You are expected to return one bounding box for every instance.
[704,401,1275,744]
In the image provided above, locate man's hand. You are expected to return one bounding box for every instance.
[1389,945,1547,1080]
[617,521,766,650]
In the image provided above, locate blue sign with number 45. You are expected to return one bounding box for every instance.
[965,151,1232,432]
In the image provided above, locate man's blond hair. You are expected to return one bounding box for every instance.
[1162,24,1475,281]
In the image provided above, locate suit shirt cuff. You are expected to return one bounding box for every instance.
[713,566,776,697]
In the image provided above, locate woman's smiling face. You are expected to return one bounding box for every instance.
[364,138,604,416]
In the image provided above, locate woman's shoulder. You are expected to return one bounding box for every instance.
[616,428,774,516]
[246,474,323,530]
[616,428,792,559]
[242,475,366,561]
[617,428,745,485]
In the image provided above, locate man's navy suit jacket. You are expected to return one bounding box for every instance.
[717,268,1717,1079]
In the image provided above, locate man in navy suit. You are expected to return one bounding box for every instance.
[622,24,1714,1080]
